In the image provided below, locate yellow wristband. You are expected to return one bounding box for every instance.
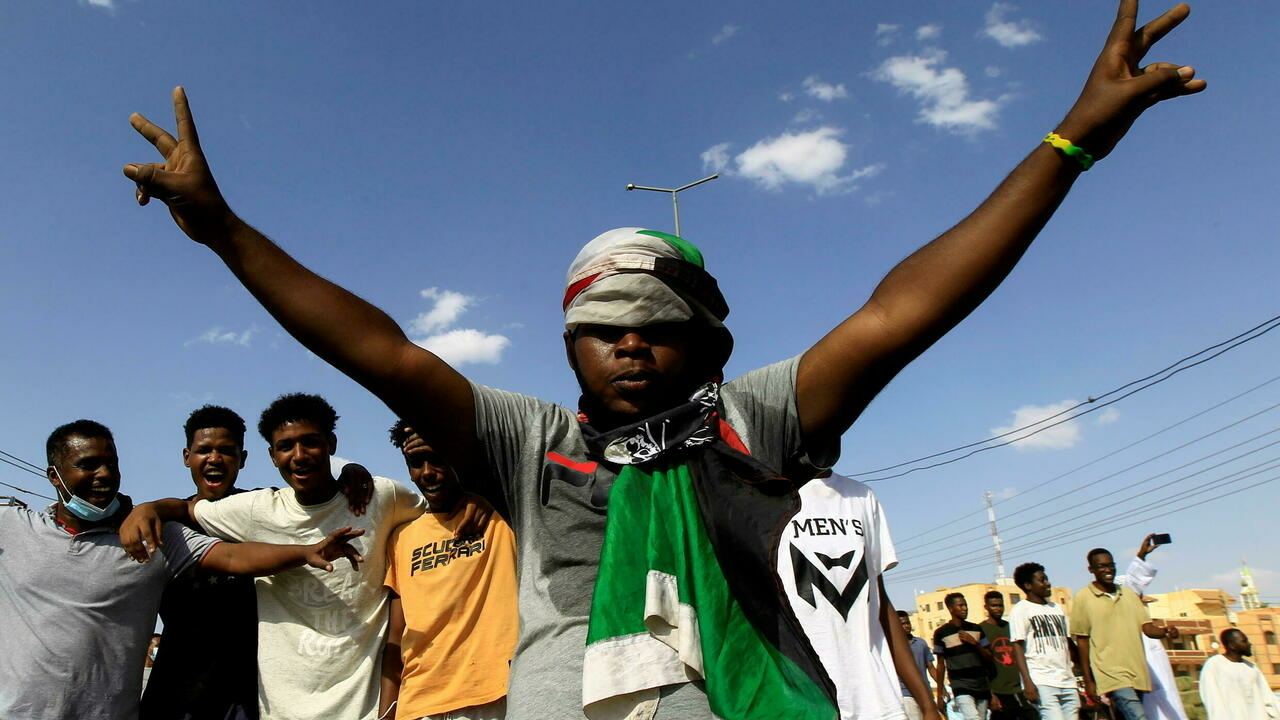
[1043,132,1094,171]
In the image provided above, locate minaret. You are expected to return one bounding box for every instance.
[1240,559,1264,610]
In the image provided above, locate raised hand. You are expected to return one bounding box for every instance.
[1058,0,1206,161]
[124,87,233,243]
[305,526,366,572]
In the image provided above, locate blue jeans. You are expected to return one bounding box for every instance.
[952,694,990,720]
[1107,687,1148,720]
[1032,684,1081,720]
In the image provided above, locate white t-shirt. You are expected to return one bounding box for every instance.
[194,476,424,720]
[1009,599,1074,689]
[776,473,905,720]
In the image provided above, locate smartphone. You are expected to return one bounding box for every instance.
[1152,533,1172,545]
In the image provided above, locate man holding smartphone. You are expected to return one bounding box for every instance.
[1117,533,1189,720]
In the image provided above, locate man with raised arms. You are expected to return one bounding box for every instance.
[123,2,1204,718]
[0,419,362,720]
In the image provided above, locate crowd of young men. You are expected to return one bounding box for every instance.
[0,0,1231,718]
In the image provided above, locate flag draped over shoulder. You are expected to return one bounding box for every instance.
[580,385,837,720]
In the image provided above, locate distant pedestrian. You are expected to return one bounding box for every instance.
[898,611,939,720]
[1199,628,1280,720]
[933,592,993,720]
[1010,562,1079,720]
[981,590,1037,719]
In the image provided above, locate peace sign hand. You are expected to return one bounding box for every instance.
[124,87,233,244]
[1057,0,1206,163]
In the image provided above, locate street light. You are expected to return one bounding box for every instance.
[625,173,719,237]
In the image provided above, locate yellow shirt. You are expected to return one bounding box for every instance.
[1069,584,1151,694]
[384,499,518,718]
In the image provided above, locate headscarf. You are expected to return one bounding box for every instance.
[563,228,729,332]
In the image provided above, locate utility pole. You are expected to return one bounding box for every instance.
[985,491,1010,585]
[625,174,719,237]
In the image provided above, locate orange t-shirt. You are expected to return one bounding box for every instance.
[384,500,518,719]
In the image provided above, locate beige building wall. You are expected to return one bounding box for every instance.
[912,582,1073,643]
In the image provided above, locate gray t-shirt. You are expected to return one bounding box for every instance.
[0,506,217,720]
[471,355,835,720]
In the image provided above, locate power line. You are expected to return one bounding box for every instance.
[888,468,1279,584]
[0,449,56,501]
[894,397,1280,552]
[898,418,1280,558]
[897,453,1280,578]
[0,476,55,502]
[852,313,1280,484]
[0,449,44,473]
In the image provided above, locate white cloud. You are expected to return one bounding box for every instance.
[700,143,732,173]
[711,24,740,45]
[916,24,942,41]
[875,23,900,46]
[1095,408,1121,426]
[414,329,509,366]
[724,127,883,195]
[993,487,1019,500]
[983,3,1042,48]
[185,326,258,348]
[873,51,1001,132]
[985,65,1004,78]
[405,288,509,367]
[991,400,1082,450]
[792,108,820,124]
[778,92,795,103]
[803,75,848,102]
[84,0,114,7]
[410,287,472,335]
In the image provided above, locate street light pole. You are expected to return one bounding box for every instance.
[626,173,719,237]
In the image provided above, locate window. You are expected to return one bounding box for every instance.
[1010,593,1021,604]
[1265,631,1277,646]
[937,602,943,611]
[1273,663,1280,675]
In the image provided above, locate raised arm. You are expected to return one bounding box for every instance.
[124,88,475,461]
[797,0,1205,443]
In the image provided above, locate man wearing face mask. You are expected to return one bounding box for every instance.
[0,419,366,720]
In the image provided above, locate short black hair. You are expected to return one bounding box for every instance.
[1086,548,1112,565]
[388,419,411,449]
[944,592,965,608]
[1220,628,1244,645]
[257,393,338,443]
[46,419,113,467]
[1014,562,1045,591]
[984,590,1003,602]
[896,610,910,619]
[184,405,246,447]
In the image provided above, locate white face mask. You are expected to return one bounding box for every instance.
[51,467,120,522]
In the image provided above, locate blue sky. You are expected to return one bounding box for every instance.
[1,0,1277,610]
